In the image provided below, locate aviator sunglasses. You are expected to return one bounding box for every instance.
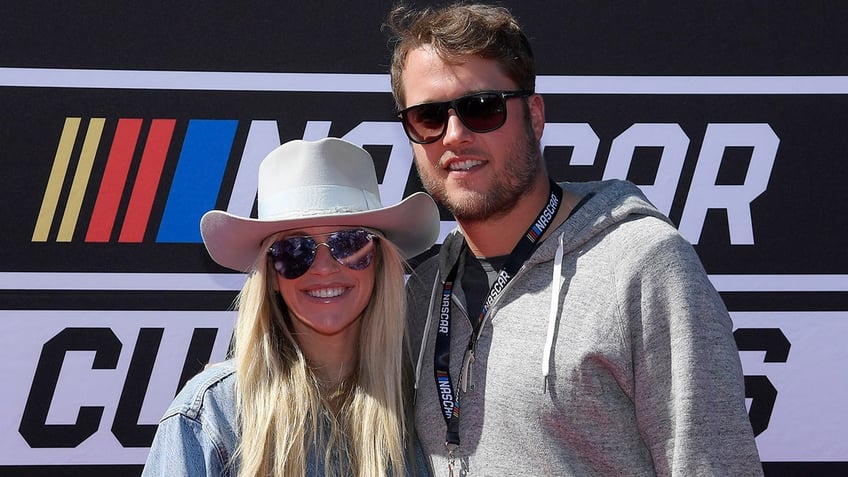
[268,229,377,279]
[397,90,533,144]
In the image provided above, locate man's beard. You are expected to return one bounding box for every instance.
[417,122,542,223]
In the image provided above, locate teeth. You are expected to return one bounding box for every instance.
[448,159,482,171]
[307,287,346,298]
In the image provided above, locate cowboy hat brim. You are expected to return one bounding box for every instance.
[201,191,440,273]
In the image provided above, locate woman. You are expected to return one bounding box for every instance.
[143,138,440,476]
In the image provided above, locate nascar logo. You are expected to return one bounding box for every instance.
[32,118,237,243]
[29,117,421,245]
[30,116,781,247]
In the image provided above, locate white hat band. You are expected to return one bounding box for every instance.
[258,184,383,220]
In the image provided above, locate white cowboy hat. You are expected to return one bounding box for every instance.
[200,137,440,272]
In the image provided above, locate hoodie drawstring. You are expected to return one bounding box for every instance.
[542,237,564,393]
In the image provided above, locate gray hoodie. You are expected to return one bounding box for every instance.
[407,179,763,477]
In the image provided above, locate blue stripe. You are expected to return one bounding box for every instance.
[157,120,238,242]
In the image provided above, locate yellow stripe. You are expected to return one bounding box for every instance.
[32,118,82,242]
[57,118,105,242]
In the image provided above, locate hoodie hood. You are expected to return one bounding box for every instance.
[437,179,670,271]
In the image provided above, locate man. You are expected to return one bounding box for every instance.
[387,3,763,476]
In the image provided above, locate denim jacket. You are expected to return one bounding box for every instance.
[143,360,430,476]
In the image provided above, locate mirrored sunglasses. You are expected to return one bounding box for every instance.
[397,90,532,144]
[268,229,377,279]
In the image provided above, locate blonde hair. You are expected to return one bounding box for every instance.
[229,231,413,476]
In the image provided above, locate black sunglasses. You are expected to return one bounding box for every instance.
[397,90,533,144]
[268,229,377,279]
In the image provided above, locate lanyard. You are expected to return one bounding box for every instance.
[433,181,563,460]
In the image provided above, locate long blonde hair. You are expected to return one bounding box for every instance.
[229,231,412,476]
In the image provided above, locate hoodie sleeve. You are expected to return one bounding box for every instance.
[615,217,763,476]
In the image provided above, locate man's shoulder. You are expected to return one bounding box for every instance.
[410,252,440,277]
[406,253,440,306]
[410,228,465,274]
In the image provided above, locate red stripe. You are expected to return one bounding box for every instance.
[85,118,142,242]
[119,119,176,242]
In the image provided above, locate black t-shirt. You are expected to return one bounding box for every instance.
[461,251,507,323]
[459,191,594,321]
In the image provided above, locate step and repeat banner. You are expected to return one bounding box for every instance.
[1,2,846,475]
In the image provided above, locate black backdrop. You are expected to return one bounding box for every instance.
[1,1,846,475]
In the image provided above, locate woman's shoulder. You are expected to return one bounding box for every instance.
[145,361,239,476]
[162,360,237,421]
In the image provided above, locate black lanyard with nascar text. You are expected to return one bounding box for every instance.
[433,180,562,472]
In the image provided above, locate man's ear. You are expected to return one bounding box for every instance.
[528,93,546,142]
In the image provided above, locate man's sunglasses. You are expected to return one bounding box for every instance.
[397,90,533,144]
[268,229,377,279]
